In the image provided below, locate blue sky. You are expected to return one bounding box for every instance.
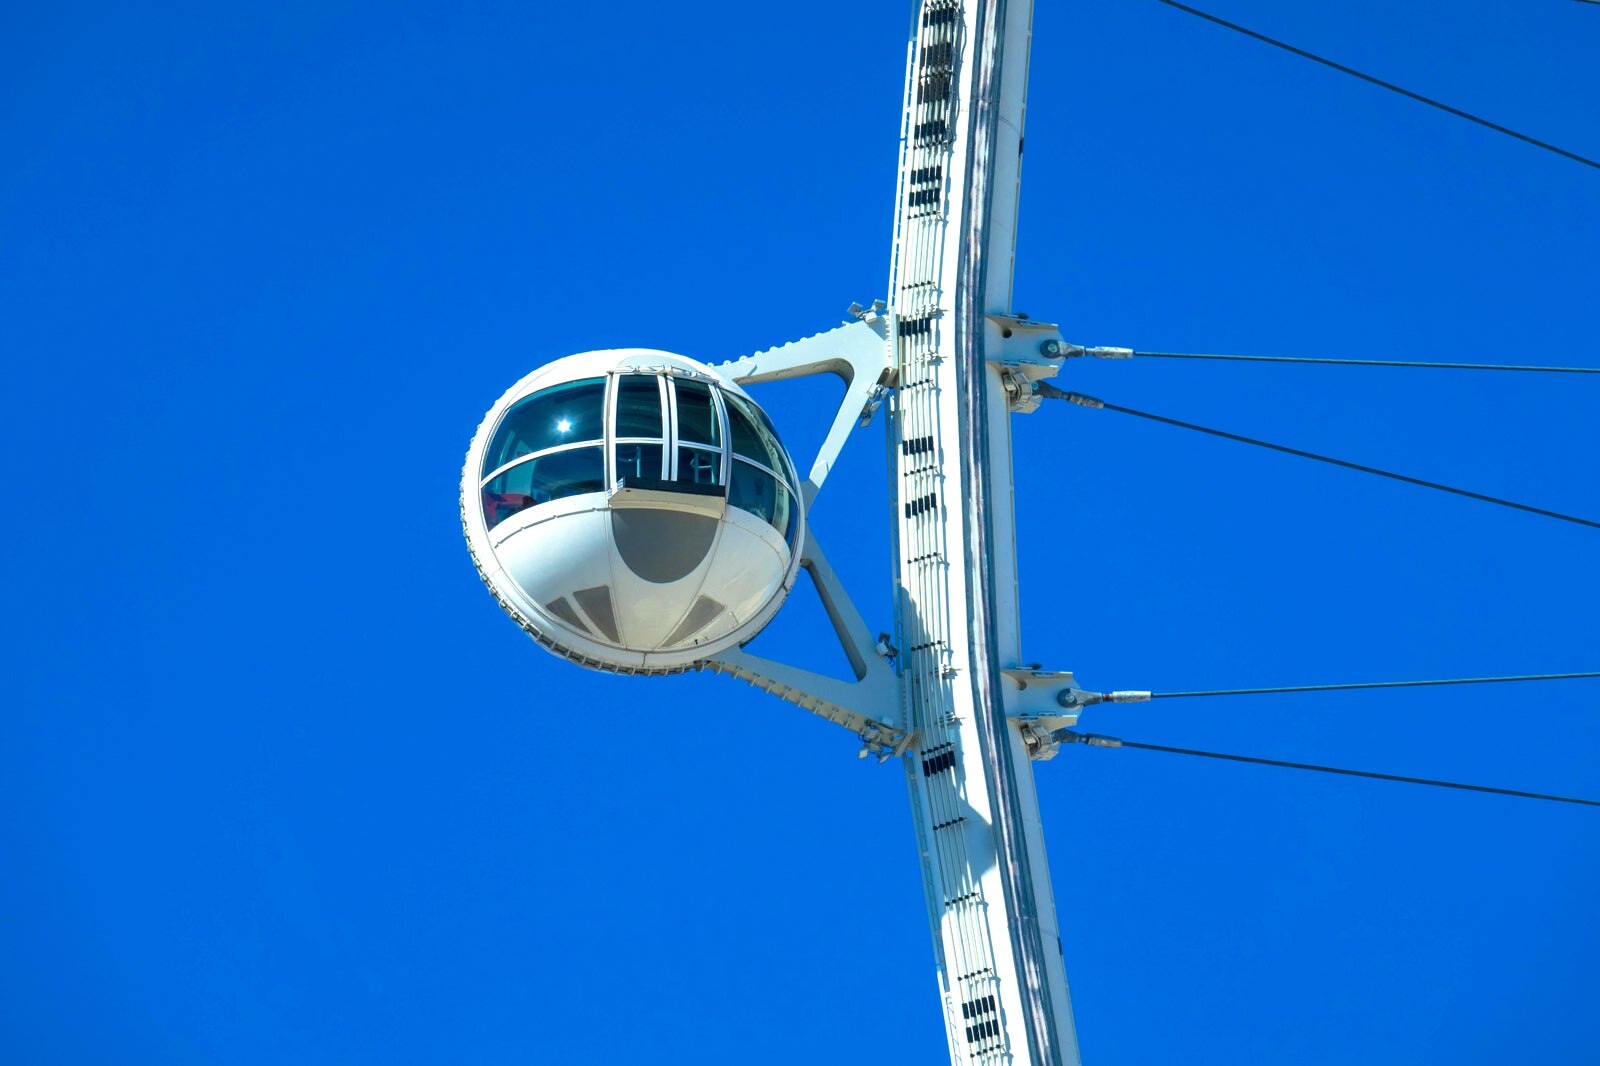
[5,1,1598,1063]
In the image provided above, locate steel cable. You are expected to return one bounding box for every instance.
[1057,732,1600,807]
[1151,0,1600,172]
[1034,383,1600,531]
[1149,672,1600,700]
[1132,351,1600,374]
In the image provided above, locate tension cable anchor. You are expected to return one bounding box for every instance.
[858,727,916,762]
[1053,730,1124,749]
[1032,381,1104,408]
[859,384,889,427]
[1040,340,1133,360]
[1055,688,1150,708]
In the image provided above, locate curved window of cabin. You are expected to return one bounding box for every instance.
[723,392,787,474]
[483,378,606,477]
[722,389,800,545]
[674,379,721,447]
[612,374,669,488]
[614,374,663,439]
[482,447,604,529]
[614,442,664,483]
[677,446,722,487]
[729,460,796,544]
[781,486,798,545]
[670,378,726,489]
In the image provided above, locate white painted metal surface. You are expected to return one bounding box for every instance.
[887,2,1082,1063]
[461,349,806,673]
[458,3,1085,1061]
[707,317,908,749]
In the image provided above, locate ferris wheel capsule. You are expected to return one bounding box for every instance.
[460,349,807,674]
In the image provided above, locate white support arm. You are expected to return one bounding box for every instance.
[704,520,906,747]
[715,314,894,504]
[700,313,906,748]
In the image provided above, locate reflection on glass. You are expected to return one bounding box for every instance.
[615,374,662,439]
[774,478,794,545]
[724,395,771,467]
[484,378,606,476]
[724,392,789,478]
[730,459,793,542]
[675,380,721,446]
[615,443,663,483]
[782,488,798,545]
[677,446,721,486]
[482,447,605,528]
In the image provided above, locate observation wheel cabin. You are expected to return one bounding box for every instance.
[462,350,806,674]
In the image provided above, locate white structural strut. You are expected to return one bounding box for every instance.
[691,4,1083,1059]
[704,317,909,753]
[715,317,895,506]
[462,2,1091,1052]
[889,2,1081,1064]
[706,530,907,748]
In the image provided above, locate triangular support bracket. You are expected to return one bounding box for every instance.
[698,310,910,754]
[712,309,894,507]
[702,531,907,752]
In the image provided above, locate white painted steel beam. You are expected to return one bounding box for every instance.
[704,318,905,747]
[888,3,1081,1064]
[716,316,894,504]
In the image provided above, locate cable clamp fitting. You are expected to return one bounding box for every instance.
[1032,380,1104,408]
[1054,688,1149,709]
[1053,729,1123,748]
[1040,341,1133,360]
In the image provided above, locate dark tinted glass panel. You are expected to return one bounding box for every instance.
[724,393,784,472]
[675,380,720,446]
[615,375,662,439]
[730,461,775,526]
[782,486,799,546]
[614,442,663,483]
[730,459,793,541]
[484,378,606,476]
[482,447,605,528]
[774,482,795,544]
[677,446,722,487]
